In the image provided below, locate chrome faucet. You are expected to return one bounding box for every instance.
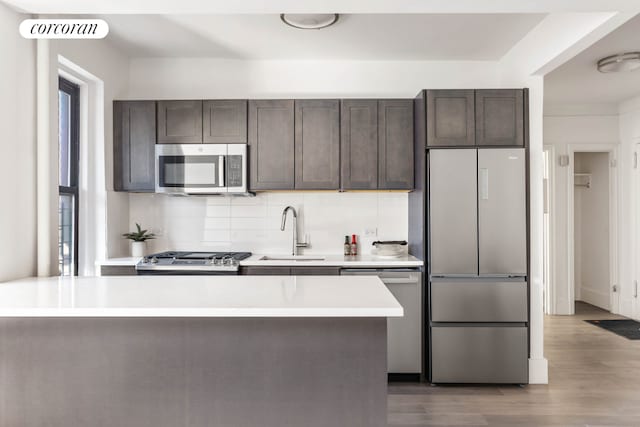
[280,206,308,256]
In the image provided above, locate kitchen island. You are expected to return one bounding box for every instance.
[0,275,401,427]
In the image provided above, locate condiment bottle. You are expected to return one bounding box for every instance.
[344,236,351,256]
[350,234,358,256]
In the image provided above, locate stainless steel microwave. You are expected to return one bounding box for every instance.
[155,144,248,195]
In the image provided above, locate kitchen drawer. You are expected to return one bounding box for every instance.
[431,279,527,322]
[431,325,528,384]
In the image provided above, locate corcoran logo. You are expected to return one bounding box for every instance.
[19,19,109,39]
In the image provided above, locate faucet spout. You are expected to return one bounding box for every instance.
[280,206,307,256]
[281,206,296,231]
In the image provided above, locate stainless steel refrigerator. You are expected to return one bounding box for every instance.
[428,148,528,384]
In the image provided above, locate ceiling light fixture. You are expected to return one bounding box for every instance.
[280,14,339,30]
[597,52,640,73]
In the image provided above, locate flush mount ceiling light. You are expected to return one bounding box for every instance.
[280,14,339,30]
[597,52,640,73]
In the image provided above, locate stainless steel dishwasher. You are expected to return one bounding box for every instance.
[341,268,422,376]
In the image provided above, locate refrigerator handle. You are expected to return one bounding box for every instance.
[479,168,489,200]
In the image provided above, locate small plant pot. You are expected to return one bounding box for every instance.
[131,241,146,258]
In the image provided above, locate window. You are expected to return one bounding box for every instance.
[58,77,79,276]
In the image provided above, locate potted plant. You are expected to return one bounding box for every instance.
[122,223,156,257]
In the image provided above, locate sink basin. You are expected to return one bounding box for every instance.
[259,256,326,261]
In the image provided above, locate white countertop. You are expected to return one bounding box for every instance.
[241,253,423,267]
[0,276,403,318]
[96,254,423,268]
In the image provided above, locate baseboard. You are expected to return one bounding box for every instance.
[579,287,610,311]
[528,357,548,384]
[388,373,421,382]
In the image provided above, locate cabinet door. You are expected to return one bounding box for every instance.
[157,100,203,143]
[340,100,378,189]
[426,90,475,147]
[294,100,340,189]
[378,100,414,189]
[113,101,156,192]
[248,100,295,190]
[203,100,247,144]
[476,89,524,147]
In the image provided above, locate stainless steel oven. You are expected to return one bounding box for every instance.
[155,144,247,195]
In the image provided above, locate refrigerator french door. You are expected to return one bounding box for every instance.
[428,148,528,384]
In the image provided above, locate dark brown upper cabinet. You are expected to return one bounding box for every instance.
[203,100,247,144]
[113,101,156,192]
[340,100,378,190]
[248,100,295,190]
[294,100,340,190]
[157,100,203,144]
[475,89,524,147]
[426,90,475,147]
[378,99,414,190]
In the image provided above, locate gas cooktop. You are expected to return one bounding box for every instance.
[135,251,252,275]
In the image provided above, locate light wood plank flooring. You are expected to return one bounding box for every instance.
[388,302,640,426]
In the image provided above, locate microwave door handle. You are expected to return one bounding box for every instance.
[218,155,225,188]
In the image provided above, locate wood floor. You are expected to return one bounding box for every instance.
[388,302,640,426]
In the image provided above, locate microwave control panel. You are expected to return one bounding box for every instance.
[227,155,244,187]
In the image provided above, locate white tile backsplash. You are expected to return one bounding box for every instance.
[128,192,408,255]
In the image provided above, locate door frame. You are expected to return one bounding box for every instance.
[566,143,619,314]
[542,145,556,314]
[633,141,640,318]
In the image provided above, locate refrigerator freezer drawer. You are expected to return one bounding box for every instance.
[431,279,528,322]
[431,325,528,384]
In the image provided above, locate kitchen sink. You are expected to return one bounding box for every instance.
[259,256,326,261]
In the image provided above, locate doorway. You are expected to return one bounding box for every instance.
[572,151,612,311]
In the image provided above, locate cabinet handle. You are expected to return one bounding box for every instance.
[479,168,489,200]
[635,152,638,169]
[635,280,638,298]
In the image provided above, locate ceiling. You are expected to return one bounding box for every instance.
[94,14,545,60]
[4,0,640,14]
[545,13,640,106]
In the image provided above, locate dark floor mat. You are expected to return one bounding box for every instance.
[585,319,640,340]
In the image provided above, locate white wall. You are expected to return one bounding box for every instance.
[0,4,37,282]
[128,58,501,99]
[129,192,407,255]
[573,152,610,309]
[543,106,619,314]
[46,37,131,273]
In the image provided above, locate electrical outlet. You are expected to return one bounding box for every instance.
[363,228,377,237]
